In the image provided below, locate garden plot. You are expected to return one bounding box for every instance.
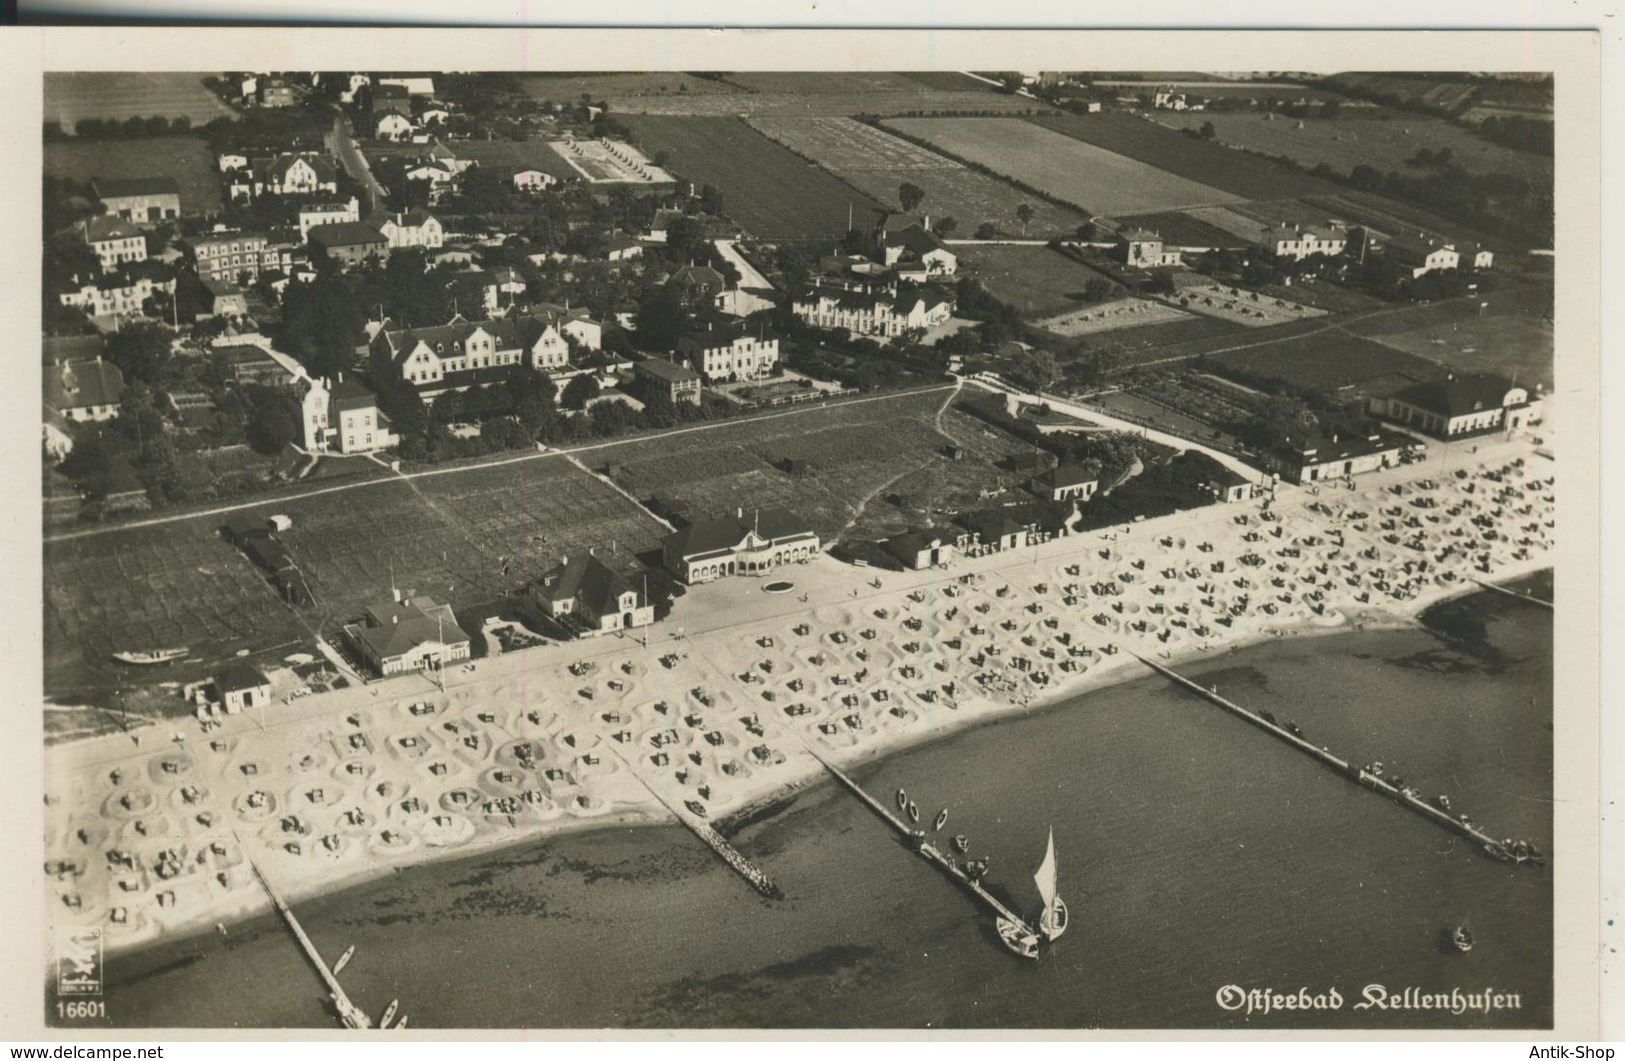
[1037,298,1194,338]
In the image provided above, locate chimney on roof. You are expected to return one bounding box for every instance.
[737,506,743,520]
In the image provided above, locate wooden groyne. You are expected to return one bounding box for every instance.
[1127,650,1546,869]
[796,739,1034,931]
[246,857,373,1029]
[606,744,781,898]
[1470,576,1554,610]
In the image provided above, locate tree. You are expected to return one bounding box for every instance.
[104,323,171,383]
[898,181,925,214]
[1016,203,1035,235]
[934,216,958,238]
[561,373,601,411]
[974,221,999,240]
[1199,121,1216,140]
[635,283,689,351]
[1319,99,1342,120]
[245,398,298,455]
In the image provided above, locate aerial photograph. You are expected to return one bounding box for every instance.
[38,66,1557,1030]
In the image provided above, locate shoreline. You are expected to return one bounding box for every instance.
[45,437,1555,964]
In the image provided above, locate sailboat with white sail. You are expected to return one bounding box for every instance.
[995,827,1067,959]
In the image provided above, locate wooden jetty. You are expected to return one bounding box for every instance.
[605,742,781,898]
[796,738,1036,934]
[1127,650,1545,868]
[1470,576,1554,610]
[246,856,374,1029]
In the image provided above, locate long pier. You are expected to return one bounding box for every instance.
[246,856,374,1029]
[1128,650,1545,869]
[605,743,781,898]
[795,738,1035,933]
[1470,576,1554,610]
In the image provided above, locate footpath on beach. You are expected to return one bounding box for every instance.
[42,430,1555,957]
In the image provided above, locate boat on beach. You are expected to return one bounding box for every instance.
[332,944,355,976]
[112,648,189,665]
[934,808,949,831]
[1451,925,1475,953]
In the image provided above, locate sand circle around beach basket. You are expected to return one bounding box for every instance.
[440,786,485,813]
[420,812,475,847]
[232,790,278,822]
[102,786,156,820]
[334,757,376,784]
[763,580,795,594]
[147,754,193,785]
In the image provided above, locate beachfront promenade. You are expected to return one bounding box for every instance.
[42,429,1554,955]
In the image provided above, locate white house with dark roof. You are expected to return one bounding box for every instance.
[45,358,125,422]
[1370,372,1540,440]
[1115,229,1183,268]
[371,208,444,249]
[371,313,575,401]
[298,198,361,240]
[1035,460,1101,502]
[529,553,654,635]
[1261,223,1348,261]
[256,153,339,198]
[790,280,954,338]
[677,320,780,382]
[92,176,180,224]
[662,507,821,584]
[344,593,471,677]
[83,217,147,272]
[375,111,415,142]
[873,214,957,277]
[301,374,396,454]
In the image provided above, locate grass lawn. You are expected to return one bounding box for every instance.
[45,135,224,214]
[1360,313,1554,391]
[955,244,1120,319]
[1208,329,1447,400]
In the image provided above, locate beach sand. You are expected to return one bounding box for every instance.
[42,432,1556,957]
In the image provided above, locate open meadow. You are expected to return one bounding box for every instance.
[44,72,237,129]
[884,117,1247,216]
[1360,314,1554,391]
[1208,329,1446,400]
[43,458,667,703]
[624,116,884,239]
[45,135,224,214]
[449,139,584,181]
[1146,109,1552,187]
[1026,111,1338,200]
[954,244,1122,319]
[522,71,1036,117]
[745,116,1085,237]
[594,386,1013,544]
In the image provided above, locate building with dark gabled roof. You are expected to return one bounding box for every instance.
[529,553,655,636]
[344,593,471,677]
[954,510,1029,553]
[677,319,780,382]
[1268,427,1414,485]
[633,357,703,405]
[884,529,958,571]
[662,507,820,584]
[309,221,389,266]
[45,358,125,422]
[83,216,147,272]
[370,313,575,401]
[92,177,180,224]
[1035,460,1102,502]
[1371,372,1541,440]
[212,662,272,713]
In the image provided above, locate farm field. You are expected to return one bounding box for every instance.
[884,117,1247,215]
[1256,279,1389,314]
[595,386,1001,545]
[1360,313,1554,390]
[1208,329,1447,400]
[745,116,1085,237]
[900,71,990,92]
[1026,111,1340,200]
[1325,73,1482,113]
[1146,109,1552,187]
[954,244,1120,319]
[524,71,1034,117]
[45,135,224,214]
[44,72,237,129]
[1037,298,1194,338]
[624,116,885,239]
[1075,315,1250,368]
[43,458,666,702]
[1087,390,1241,452]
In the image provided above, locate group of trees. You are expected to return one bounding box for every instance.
[45,115,195,141]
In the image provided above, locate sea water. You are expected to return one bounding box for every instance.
[99,577,1553,1030]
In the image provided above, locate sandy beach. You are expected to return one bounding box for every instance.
[42,430,1555,958]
